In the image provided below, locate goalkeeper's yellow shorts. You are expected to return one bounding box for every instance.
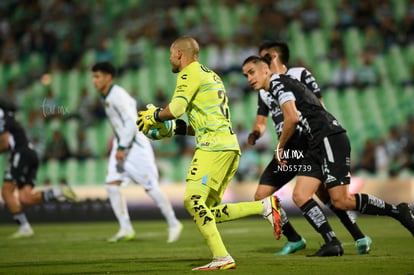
[186,149,240,206]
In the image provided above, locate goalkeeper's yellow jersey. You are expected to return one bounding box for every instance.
[172,61,240,154]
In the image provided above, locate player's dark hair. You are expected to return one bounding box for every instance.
[242,55,270,67]
[92,62,116,76]
[258,41,290,64]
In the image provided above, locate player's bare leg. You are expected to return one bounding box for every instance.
[2,183,36,238]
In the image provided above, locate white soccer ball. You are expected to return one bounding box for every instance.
[146,120,176,140]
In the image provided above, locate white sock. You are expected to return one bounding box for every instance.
[42,187,63,202]
[13,212,31,229]
[147,187,180,228]
[106,185,133,232]
[52,187,63,197]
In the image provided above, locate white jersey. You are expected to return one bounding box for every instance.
[103,84,148,149]
[103,84,158,188]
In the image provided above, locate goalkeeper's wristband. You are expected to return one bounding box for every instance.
[117,145,126,151]
[175,119,187,135]
[154,108,163,122]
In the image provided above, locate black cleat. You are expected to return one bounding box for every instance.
[307,241,344,257]
[397,203,414,237]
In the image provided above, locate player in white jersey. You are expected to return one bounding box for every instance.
[92,62,182,243]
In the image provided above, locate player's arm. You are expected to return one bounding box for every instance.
[111,99,136,154]
[248,115,267,145]
[273,80,299,164]
[0,132,10,153]
[249,92,269,145]
[158,104,195,136]
[278,100,299,149]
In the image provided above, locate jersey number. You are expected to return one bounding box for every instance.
[218,90,234,135]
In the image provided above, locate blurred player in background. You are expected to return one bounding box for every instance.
[246,41,371,255]
[91,62,182,243]
[0,105,78,238]
[242,56,414,256]
[137,36,282,271]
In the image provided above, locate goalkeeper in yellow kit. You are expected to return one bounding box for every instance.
[137,36,281,271]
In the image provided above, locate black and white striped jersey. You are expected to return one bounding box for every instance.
[266,73,345,148]
[257,67,321,139]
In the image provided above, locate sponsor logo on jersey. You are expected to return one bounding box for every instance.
[325,174,337,183]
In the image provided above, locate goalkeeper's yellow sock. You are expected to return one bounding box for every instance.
[212,201,263,223]
[184,182,228,257]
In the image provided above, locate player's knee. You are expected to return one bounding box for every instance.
[292,189,308,207]
[105,184,120,194]
[18,192,33,206]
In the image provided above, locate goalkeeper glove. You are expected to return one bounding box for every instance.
[146,120,175,140]
[145,119,188,140]
[137,104,162,134]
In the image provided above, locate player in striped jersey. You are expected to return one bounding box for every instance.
[0,105,78,238]
[242,55,414,257]
[247,41,371,255]
[137,36,282,271]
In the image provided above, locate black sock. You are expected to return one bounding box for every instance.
[301,199,338,244]
[355,193,399,218]
[281,208,302,242]
[328,203,364,241]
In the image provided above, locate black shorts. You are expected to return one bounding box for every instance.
[3,146,39,189]
[297,132,351,188]
[259,139,309,189]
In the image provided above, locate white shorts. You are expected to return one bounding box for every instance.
[106,137,159,190]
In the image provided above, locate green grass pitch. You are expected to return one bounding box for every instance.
[1,216,413,275]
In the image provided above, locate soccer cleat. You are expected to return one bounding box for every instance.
[397,203,414,237]
[262,195,282,240]
[355,236,372,254]
[107,230,136,243]
[308,241,343,257]
[274,238,306,255]
[9,226,34,239]
[167,222,183,243]
[192,255,236,271]
[61,185,79,202]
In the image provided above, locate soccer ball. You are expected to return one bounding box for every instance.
[146,120,176,140]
